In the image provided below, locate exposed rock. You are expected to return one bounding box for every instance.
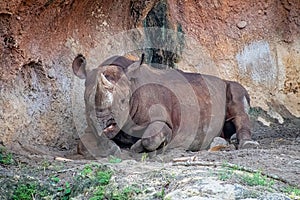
[237,20,248,29]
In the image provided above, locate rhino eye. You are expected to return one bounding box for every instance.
[103,73,111,79]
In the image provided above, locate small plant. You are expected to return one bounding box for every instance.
[81,165,93,177]
[218,169,233,181]
[50,176,60,183]
[0,147,14,165]
[90,186,106,200]
[241,171,274,187]
[109,156,122,163]
[96,170,112,185]
[41,160,51,170]
[12,182,48,200]
[110,186,142,200]
[13,183,37,200]
[141,153,148,162]
[217,162,236,181]
[57,181,72,200]
[154,187,165,199]
[283,186,300,199]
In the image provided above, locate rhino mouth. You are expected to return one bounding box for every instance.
[103,119,118,139]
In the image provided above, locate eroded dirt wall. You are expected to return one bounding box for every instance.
[0,0,299,153]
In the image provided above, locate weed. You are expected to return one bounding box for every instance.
[81,165,93,177]
[110,186,142,200]
[63,182,72,199]
[218,169,233,181]
[90,186,106,200]
[217,162,235,181]
[50,176,60,183]
[0,147,14,165]
[57,181,72,200]
[97,170,112,185]
[109,156,122,163]
[41,160,51,171]
[141,153,148,162]
[12,182,48,200]
[283,186,300,199]
[154,187,165,199]
[241,171,274,187]
[90,183,141,200]
[13,183,37,200]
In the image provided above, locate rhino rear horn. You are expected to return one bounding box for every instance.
[72,54,87,79]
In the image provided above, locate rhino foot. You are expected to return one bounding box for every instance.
[130,139,145,153]
[239,140,260,149]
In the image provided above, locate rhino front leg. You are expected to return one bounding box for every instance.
[78,127,121,159]
[131,121,172,153]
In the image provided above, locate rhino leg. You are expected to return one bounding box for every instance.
[131,121,172,153]
[78,127,121,159]
[226,82,259,149]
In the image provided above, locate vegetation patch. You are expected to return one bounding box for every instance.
[282,186,300,200]
[241,171,274,187]
[0,147,14,165]
[109,156,122,164]
[12,181,49,200]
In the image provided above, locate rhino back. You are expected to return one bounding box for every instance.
[126,65,226,151]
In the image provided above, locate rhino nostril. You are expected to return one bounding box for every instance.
[106,118,116,127]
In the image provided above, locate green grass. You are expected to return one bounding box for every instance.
[218,168,234,181]
[81,165,94,176]
[141,153,148,162]
[241,171,274,187]
[110,186,141,200]
[96,170,112,185]
[0,147,14,165]
[13,183,37,200]
[283,186,300,199]
[90,186,106,200]
[154,187,166,199]
[109,156,122,164]
[6,161,142,200]
[12,182,49,200]
[50,176,60,183]
[56,181,72,200]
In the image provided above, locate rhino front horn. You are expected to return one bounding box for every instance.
[100,73,114,90]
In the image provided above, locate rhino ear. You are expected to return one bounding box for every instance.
[72,54,87,79]
[100,73,114,90]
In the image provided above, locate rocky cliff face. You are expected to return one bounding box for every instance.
[0,0,299,151]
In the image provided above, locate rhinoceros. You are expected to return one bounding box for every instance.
[72,54,258,158]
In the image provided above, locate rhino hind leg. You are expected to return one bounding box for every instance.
[131,121,172,153]
[226,82,259,149]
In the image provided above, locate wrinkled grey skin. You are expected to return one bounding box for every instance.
[72,54,258,158]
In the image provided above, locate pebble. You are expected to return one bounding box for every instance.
[237,21,247,29]
[210,137,228,149]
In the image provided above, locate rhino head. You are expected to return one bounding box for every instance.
[72,54,136,139]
